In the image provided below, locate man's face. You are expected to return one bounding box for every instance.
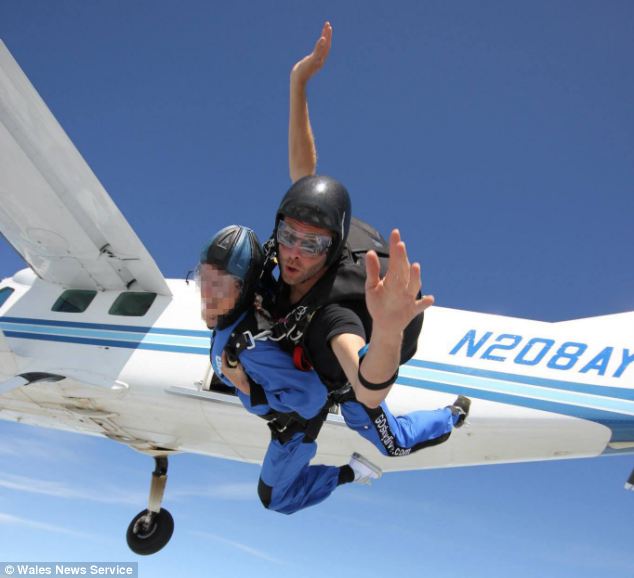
[277,217,332,287]
[198,264,241,328]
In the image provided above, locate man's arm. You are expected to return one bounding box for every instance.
[331,230,434,408]
[289,21,332,183]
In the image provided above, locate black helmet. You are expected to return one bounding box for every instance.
[199,225,263,328]
[275,175,351,268]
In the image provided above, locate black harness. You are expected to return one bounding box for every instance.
[265,218,393,373]
[223,217,422,444]
[222,309,326,444]
[223,309,354,444]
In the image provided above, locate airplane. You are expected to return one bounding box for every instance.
[1,39,633,556]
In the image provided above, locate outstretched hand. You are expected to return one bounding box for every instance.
[365,230,434,334]
[291,21,332,85]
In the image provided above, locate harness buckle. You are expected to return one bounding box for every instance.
[329,384,355,404]
[267,418,288,434]
[234,330,256,354]
[242,330,256,350]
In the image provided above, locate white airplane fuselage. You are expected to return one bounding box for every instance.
[2,267,633,473]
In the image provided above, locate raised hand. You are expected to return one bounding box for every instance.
[365,230,434,335]
[291,21,332,86]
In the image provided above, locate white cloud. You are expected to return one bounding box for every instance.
[534,539,634,573]
[0,511,92,538]
[0,435,78,461]
[0,472,143,505]
[190,530,287,565]
[172,482,255,501]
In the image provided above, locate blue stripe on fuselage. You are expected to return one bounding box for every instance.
[2,316,633,442]
[0,315,209,337]
[2,330,208,356]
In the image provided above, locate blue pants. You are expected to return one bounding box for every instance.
[341,401,456,456]
[258,432,340,515]
[258,403,455,514]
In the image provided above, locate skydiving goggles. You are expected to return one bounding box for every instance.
[276,219,332,257]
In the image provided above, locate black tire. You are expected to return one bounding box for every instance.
[126,508,174,555]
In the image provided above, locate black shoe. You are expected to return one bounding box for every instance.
[448,395,471,428]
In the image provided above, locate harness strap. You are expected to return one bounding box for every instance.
[265,403,334,445]
[224,311,271,365]
[302,405,330,444]
[249,379,268,407]
[328,384,356,404]
[267,411,309,443]
[269,385,358,444]
[225,328,257,366]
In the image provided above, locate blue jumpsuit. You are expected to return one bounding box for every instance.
[211,312,457,514]
[212,312,341,514]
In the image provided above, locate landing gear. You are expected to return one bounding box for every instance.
[126,456,174,555]
[126,508,174,555]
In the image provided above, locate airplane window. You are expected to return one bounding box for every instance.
[0,287,15,309]
[52,290,97,313]
[109,292,157,316]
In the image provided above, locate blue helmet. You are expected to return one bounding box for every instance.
[199,225,264,328]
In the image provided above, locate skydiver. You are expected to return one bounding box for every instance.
[215,23,471,512]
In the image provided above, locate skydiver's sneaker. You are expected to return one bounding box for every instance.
[349,452,382,485]
[448,395,471,428]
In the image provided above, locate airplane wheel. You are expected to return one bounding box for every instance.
[126,508,174,555]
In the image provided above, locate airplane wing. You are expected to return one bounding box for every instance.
[0,40,170,295]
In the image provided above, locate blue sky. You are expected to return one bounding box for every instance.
[1,1,633,576]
